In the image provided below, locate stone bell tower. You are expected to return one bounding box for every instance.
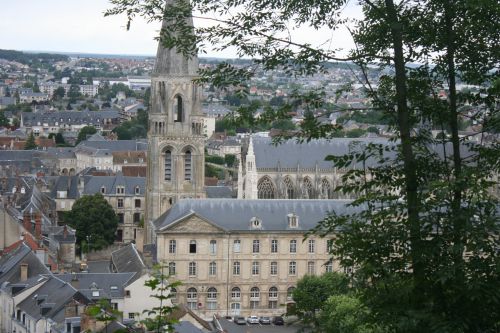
[145,4,205,243]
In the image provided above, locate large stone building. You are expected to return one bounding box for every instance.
[154,199,356,318]
[238,136,391,199]
[145,10,206,243]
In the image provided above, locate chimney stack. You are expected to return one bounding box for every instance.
[35,213,42,239]
[23,213,31,233]
[20,263,28,281]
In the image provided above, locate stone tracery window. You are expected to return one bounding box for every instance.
[174,94,183,122]
[164,149,172,181]
[184,149,192,181]
[320,178,331,199]
[257,177,276,199]
[302,177,314,199]
[283,176,295,199]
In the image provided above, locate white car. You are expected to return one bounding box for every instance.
[247,315,259,324]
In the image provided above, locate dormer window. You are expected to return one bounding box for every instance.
[116,186,125,194]
[101,186,106,194]
[20,187,26,194]
[134,186,140,195]
[287,213,298,228]
[250,217,262,229]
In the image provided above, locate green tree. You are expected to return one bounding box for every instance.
[107,0,499,331]
[52,86,66,100]
[24,132,37,150]
[68,84,82,102]
[67,194,118,250]
[0,111,9,127]
[289,272,350,329]
[86,299,122,333]
[76,126,97,145]
[141,265,181,332]
[224,154,237,167]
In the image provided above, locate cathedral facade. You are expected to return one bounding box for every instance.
[238,136,390,200]
[145,14,206,244]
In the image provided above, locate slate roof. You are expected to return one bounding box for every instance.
[55,272,135,299]
[77,139,148,152]
[252,137,392,169]
[50,175,80,199]
[0,243,51,286]
[110,244,146,282]
[83,175,145,196]
[22,110,121,127]
[205,186,234,199]
[155,199,357,232]
[17,275,84,322]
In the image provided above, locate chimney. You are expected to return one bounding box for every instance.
[63,225,68,239]
[20,263,28,281]
[135,228,144,253]
[35,213,42,239]
[70,272,79,289]
[23,213,31,233]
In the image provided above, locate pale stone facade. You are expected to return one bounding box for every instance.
[145,12,206,244]
[155,199,350,318]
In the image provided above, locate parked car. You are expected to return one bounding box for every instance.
[235,317,247,325]
[259,316,271,324]
[272,316,285,325]
[247,315,259,324]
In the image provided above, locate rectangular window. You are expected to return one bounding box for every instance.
[233,261,240,275]
[271,239,278,253]
[308,239,315,253]
[252,261,260,275]
[209,262,217,276]
[250,301,259,309]
[289,261,296,275]
[128,313,135,319]
[233,240,241,253]
[189,262,197,276]
[210,240,217,255]
[290,240,297,253]
[269,300,278,309]
[270,261,278,275]
[169,262,176,275]
[252,240,260,253]
[169,240,176,254]
[118,213,124,224]
[117,198,124,208]
[307,261,315,275]
[133,212,141,223]
[327,239,334,253]
[325,261,333,273]
[164,151,172,181]
[135,199,141,208]
[189,240,196,253]
[207,301,217,310]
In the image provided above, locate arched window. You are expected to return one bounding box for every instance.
[257,177,276,199]
[303,177,314,199]
[321,178,331,199]
[175,95,183,122]
[164,149,172,181]
[231,287,241,299]
[250,287,260,309]
[187,287,197,310]
[170,287,177,303]
[184,150,192,181]
[207,287,218,310]
[269,287,278,299]
[250,287,260,299]
[283,176,295,199]
[207,287,217,299]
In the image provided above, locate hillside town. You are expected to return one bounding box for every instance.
[0,0,499,332]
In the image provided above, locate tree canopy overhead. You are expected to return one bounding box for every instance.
[106,0,499,331]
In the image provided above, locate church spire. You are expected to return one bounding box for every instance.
[153,0,199,76]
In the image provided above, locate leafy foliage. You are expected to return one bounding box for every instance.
[67,194,118,250]
[76,126,97,145]
[106,0,500,331]
[24,132,37,150]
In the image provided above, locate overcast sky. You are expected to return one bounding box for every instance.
[0,0,362,58]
